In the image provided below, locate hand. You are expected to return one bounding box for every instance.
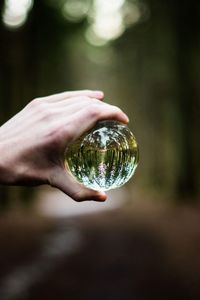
[0,90,129,202]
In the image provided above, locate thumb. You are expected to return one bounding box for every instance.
[49,168,107,202]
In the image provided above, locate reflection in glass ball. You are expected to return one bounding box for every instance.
[65,120,139,191]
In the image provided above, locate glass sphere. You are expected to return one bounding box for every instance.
[65,120,139,191]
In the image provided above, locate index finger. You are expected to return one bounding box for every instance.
[43,90,104,103]
[65,104,129,143]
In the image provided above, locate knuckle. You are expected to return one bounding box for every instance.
[32,101,53,120]
[30,98,47,113]
[31,101,56,123]
[87,104,101,118]
[48,172,57,188]
[29,97,41,107]
[72,191,85,202]
[111,105,122,116]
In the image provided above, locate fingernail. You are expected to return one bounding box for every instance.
[94,91,104,98]
[122,113,129,123]
[125,115,129,123]
[97,192,107,202]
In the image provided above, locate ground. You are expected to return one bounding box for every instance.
[0,190,200,300]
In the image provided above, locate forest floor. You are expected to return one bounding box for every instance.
[0,188,200,300]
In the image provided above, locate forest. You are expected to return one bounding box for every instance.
[0,0,200,299]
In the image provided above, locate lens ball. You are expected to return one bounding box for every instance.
[65,120,139,191]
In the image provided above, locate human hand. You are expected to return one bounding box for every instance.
[0,90,129,202]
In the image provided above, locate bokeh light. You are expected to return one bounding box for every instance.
[2,0,33,29]
[2,0,145,45]
[85,0,142,46]
[62,0,90,23]
[123,2,142,26]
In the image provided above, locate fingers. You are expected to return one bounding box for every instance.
[64,103,129,143]
[43,90,104,103]
[49,96,105,113]
[42,98,128,142]
[49,168,107,202]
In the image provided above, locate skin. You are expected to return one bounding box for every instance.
[0,90,129,202]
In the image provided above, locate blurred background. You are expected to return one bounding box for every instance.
[0,0,200,299]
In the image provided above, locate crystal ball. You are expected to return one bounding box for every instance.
[65,120,139,191]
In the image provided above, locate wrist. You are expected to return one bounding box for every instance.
[0,141,18,185]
